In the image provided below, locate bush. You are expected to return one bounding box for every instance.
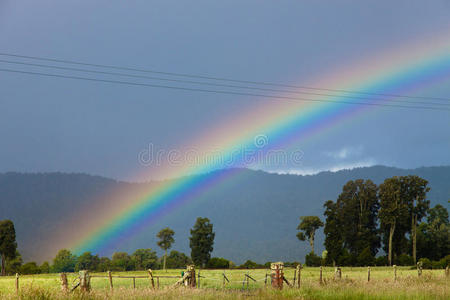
[239,260,262,269]
[20,262,41,274]
[337,250,356,266]
[39,262,50,274]
[207,257,230,269]
[418,258,432,269]
[305,252,322,267]
[357,247,375,266]
[375,256,388,266]
[166,251,192,269]
[396,254,414,266]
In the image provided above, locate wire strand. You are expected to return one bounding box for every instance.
[1,59,449,107]
[1,67,449,111]
[1,52,449,103]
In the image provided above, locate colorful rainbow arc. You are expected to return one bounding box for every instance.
[68,33,450,256]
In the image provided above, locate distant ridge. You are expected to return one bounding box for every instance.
[0,165,449,263]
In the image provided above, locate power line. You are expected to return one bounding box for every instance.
[1,59,449,108]
[1,52,449,103]
[1,67,449,111]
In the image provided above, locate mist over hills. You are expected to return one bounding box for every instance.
[0,165,449,264]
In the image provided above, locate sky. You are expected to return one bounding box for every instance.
[0,0,449,181]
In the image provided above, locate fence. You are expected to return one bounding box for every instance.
[9,264,450,294]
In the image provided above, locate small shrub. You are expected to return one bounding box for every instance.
[374,256,388,266]
[418,257,432,269]
[207,257,230,269]
[239,260,262,269]
[357,247,375,266]
[396,254,414,266]
[20,262,41,274]
[305,252,322,267]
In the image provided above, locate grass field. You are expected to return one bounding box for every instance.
[0,267,448,299]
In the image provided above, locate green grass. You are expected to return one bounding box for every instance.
[0,267,448,299]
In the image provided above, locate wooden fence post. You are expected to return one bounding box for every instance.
[445,266,449,278]
[197,269,200,288]
[271,262,284,289]
[367,267,371,282]
[79,270,90,292]
[15,273,19,295]
[60,273,68,292]
[319,266,323,285]
[393,265,397,282]
[148,269,155,289]
[297,264,302,288]
[417,262,423,277]
[107,271,113,290]
[133,277,136,289]
[264,273,267,288]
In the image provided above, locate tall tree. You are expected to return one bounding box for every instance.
[189,217,215,267]
[51,249,77,273]
[403,175,430,264]
[379,177,409,266]
[0,220,17,276]
[296,216,323,254]
[323,200,343,266]
[157,228,175,271]
[336,179,379,258]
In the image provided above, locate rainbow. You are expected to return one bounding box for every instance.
[55,32,449,257]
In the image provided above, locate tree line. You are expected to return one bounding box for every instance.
[297,175,449,268]
[0,217,216,275]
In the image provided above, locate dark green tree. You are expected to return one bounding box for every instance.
[157,228,175,271]
[416,204,449,261]
[75,252,100,271]
[5,250,22,275]
[166,250,192,269]
[379,177,409,266]
[189,217,215,267]
[97,257,112,272]
[39,261,50,274]
[0,220,17,276]
[403,175,430,264]
[131,248,158,270]
[323,200,343,265]
[111,252,133,271]
[336,179,379,258]
[20,262,40,275]
[51,249,77,272]
[296,216,323,254]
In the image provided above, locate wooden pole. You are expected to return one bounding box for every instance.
[297,264,302,288]
[445,266,449,278]
[246,273,249,290]
[393,265,397,282]
[148,269,155,289]
[157,276,160,289]
[198,269,200,288]
[367,267,371,282]
[293,268,297,286]
[319,266,323,285]
[15,273,19,295]
[417,262,423,277]
[264,273,267,288]
[133,277,136,289]
[108,271,113,290]
[60,273,68,292]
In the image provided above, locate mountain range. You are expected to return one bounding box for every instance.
[0,165,449,264]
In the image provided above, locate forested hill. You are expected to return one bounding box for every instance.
[0,166,449,264]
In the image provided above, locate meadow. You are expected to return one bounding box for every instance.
[0,266,448,299]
